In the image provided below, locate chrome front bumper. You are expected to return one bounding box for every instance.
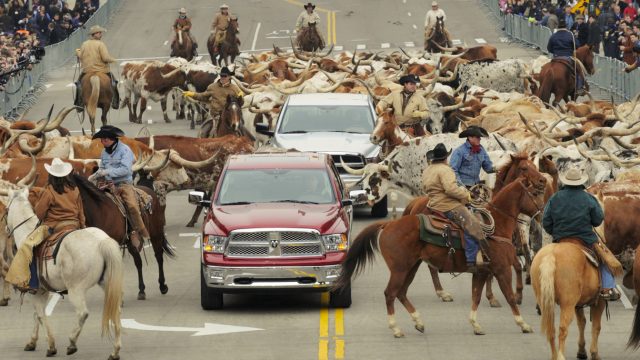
[202,264,342,291]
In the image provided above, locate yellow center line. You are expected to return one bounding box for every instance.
[334,308,344,336]
[335,339,345,359]
[319,292,330,360]
[332,11,337,46]
[326,12,332,45]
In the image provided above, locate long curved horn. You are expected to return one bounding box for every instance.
[44,106,75,132]
[492,133,507,151]
[247,62,269,74]
[433,42,460,53]
[68,137,75,160]
[248,106,274,114]
[231,78,264,94]
[18,133,47,155]
[17,154,37,187]
[318,44,334,58]
[340,157,365,175]
[161,63,185,79]
[0,114,52,154]
[441,97,465,112]
[132,152,155,172]
[290,37,311,61]
[168,149,221,169]
[142,149,171,171]
[351,78,383,101]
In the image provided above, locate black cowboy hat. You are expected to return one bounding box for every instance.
[427,143,451,162]
[304,2,316,9]
[219,66,234,77]
[399,74,419,85]
[92,125,125,140]
[458,125,489,138]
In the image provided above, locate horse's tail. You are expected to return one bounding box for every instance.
[161,232,176,258]
[628,296,640,349]
[332,221,385,291]
[537,68,554,104]
[99,237,123,339]
[538,253,556,339]
[87,75,100,121]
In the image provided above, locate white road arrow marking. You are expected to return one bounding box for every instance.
[45,293,62,316]
[121,319,262,336]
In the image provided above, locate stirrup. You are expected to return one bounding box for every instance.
[600,288,620,301]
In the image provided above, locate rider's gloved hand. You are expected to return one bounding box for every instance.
[183,91,195,98]
[412,110,428,119]
[88,169,106,182]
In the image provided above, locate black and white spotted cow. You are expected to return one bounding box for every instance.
[454,59,532,94]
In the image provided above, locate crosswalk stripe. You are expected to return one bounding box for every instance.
[356,44,366,50]
[381,43,390,49]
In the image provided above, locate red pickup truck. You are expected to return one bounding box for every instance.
[189,152,353,310]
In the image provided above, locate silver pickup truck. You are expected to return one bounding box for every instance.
[256,93,387,217]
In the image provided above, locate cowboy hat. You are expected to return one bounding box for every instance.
[458,125,489,138]
[89,25,107,35]
[304,2,316,9]
[44,158,73,178]
[427,143,451,162]
[92,125,125,140]
[219,66,234,77]
[560,168,588,186]
[432,1,438,6]
[179,7,187,14]
[399,74,419,85]
[220,4,229,9]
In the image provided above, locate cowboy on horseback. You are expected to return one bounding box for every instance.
[6,158,86,294]
[375,74,429,136]
[211,4,235,54]
[171,7,197,58]
[547,18,587,96]
[295,3,325,45]
[449,126,495,188]
[422,143,489,271]
[74,25,119,110]
[183,66,244,138]
[424,1,452,47]
[88,125,150,253]
[542,168,620,301]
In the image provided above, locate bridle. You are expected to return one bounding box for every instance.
[486,179,544,221]
[3,196,37,238]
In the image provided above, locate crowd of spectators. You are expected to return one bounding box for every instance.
[0,0,100,78]
[500,0,640,64]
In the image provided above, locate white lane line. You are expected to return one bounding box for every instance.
[452,39,462,45]
[180,233,201,237]
[404,41,415,47]
[45,83,53,89]
[407,12,412,16]
[195,56,202,61]
[65,83,75,87]
[356,44,366,50]
[251,23,262,50]
[475,38,487,44]
[163,40,168,46]
[618,285,633,310]
[412,24,417,29]
[45,293,62,316]
[193,237,201,249]
[334,45,343,51]
[403,0,407,3]
[381,43,390,49]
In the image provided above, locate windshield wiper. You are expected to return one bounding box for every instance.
[325,130,366,134]
[269,200,320,204]
[221,201,253,205]
[282,130,308,134]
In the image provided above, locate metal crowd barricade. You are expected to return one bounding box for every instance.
[0,0,123,117]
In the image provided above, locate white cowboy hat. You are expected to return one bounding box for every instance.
[220,4,229,9]
[179,7,187,13]
[89,25,106,35]
[432,1,438,6]
[559,168,588,186]
[44,158,73,178]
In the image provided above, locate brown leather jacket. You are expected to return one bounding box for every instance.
[34,184,86,240]
[192,80,243,115]
[212,12,230,31]
[174,17,192,32]
[76,39,116,74]
[422,162,470,212]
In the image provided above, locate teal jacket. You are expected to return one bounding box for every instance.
[542,186,604,245]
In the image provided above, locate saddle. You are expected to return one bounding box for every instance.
[550,58,583,77]
[417,211,465,249]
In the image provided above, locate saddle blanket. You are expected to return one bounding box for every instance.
[417,214,464,249]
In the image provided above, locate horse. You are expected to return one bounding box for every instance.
[2,187,122,360]
[425,16,449,53]
[170,29,194,61]
[334,176,546,337]
[630,246,640,350]
[369,110,412,158]
[296,22,325,52]
[536,44,595,107]
[81,72,113,135]
[208,16,240,67]
[72,174,175,300]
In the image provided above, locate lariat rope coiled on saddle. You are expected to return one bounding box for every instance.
[467,184,496,236]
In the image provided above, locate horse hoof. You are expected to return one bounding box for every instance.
[474,329,486,335]
[536,304,541,316]
[24,343,36,351]
[590,352,601,360]
[108,355,120,360]
[521,324,533,333]
[46,348,57,357]
[0,298,9,306]
[525,277,531,285]
[185,222,195,228]
[164,119,172,123]
[415,324,425,333]
[67,345,77,355]
[489,299,502,308]
[393,332,405,338]
[577,350,588,359]
[160,284,169,295]
[137,292,146,300]
[516,297,523,305]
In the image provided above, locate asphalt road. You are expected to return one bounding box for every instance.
[1,1,638,360]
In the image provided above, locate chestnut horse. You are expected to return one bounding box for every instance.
[296,22,325,52]
[334,177,546,337]
[208,16,240,67]
[171,29,194,61]
[370,110,412,158]
[536,45,595,107]
[425,16,449,53]
[81,72,112,135]
[215,95,252,139]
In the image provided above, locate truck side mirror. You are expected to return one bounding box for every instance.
[341,198,353,207]
[188,191,211,207]
[255,123,274,136]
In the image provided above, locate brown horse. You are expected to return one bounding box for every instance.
[72,175,175,300]
[171,29,194,61]
[334,177,545,337]
[208,16,240,67]
[296,22,325,52]
[81,72,112,135]
[215,95,249,138]
[425,16,449,53]
[537,44,595,107]
[370,110,412,158]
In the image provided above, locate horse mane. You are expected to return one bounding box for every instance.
[494,152,528,192]
[73,174,109,203]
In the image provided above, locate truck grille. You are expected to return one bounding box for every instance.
[226,230,324,258]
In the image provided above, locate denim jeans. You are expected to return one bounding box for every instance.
[600,264,615,289]
[28,261,39,289]
[445,211,480,263]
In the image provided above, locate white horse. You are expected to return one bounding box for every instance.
[3,187,123,360]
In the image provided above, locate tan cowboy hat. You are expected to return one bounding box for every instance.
[179,7,187,14]
[89,25,106,35]
[432,1,438,6]
[220,4,229,9]
[44,158,73,178]
[559,168,588,186]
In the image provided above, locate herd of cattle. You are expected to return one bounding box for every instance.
[1,43,640,307]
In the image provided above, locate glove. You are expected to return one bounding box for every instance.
[467,192,473,203]
[236,90,244,97]
[183,91,195,98]
[88,169,107,182]
[412,110,428,119]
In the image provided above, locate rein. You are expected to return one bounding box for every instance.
[5,197,37,238]
[487,181,543,221]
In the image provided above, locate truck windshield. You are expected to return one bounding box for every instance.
[217,169,336,205]
[279,105,374,134]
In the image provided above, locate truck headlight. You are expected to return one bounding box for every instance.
[321,233,348,252]
[203,235,228,253]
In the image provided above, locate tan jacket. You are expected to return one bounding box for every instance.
[422,162,470,212]
[192,80,243,115]
[34,185,86,241]
[212,12,230,32]
[424,9,446,29]
[296,11,321,31]
[76,39,116,74]
[174,17,192,32]
[376,90,429,125]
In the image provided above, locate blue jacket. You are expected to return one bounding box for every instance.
[100,141,135,184]
[547,29,576,57]
[542,186,604,245]
[449,141,494,187]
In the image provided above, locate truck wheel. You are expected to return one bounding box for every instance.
[329,284,352,308]
[200,269,223,310]
[370,195,388,218]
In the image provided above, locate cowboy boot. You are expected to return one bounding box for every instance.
[129,231,143,253]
